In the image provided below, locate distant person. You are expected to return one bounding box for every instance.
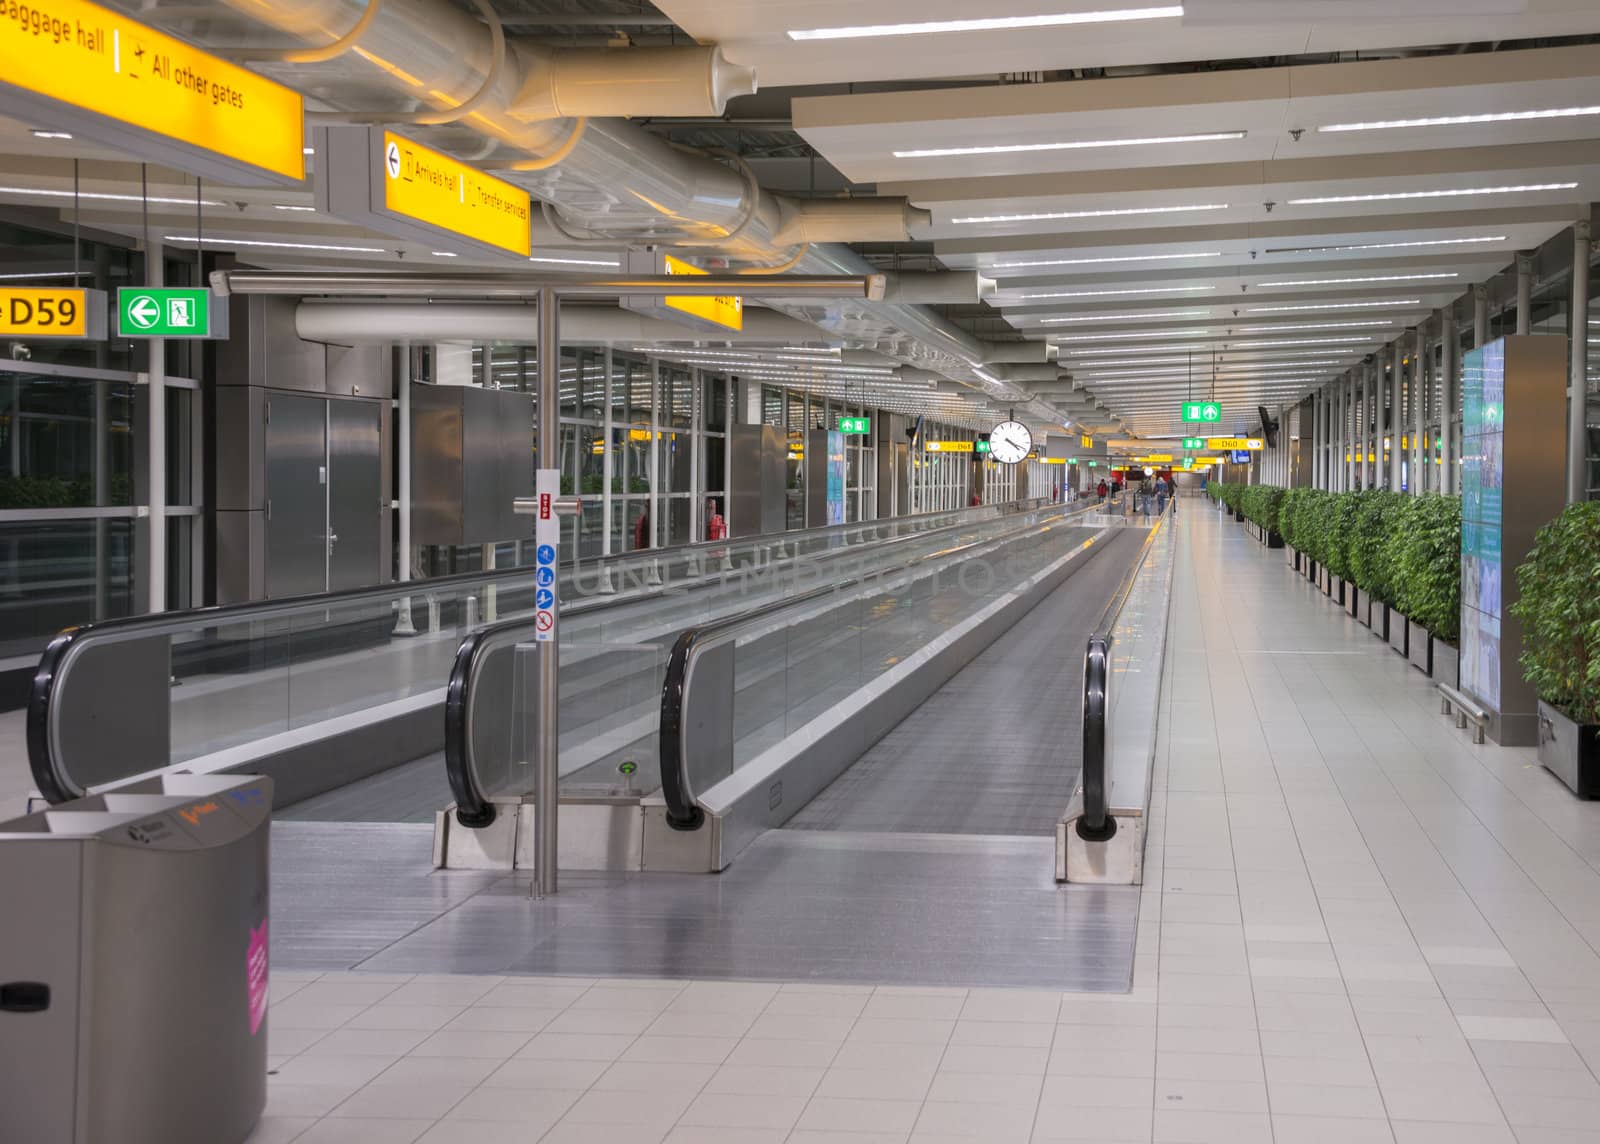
[970,491,981,507]
[633,508,651,550]
[1156,476,1169,516]
[1097,479,1108,502]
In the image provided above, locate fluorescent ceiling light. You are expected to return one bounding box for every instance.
[1263,273,1457,287]
[1266,236,1505,255]
[529,255,620,267]
[1228,336,1377,348]
[895,131,1245,160]
[1032,309,1211,325]
[303,147,316,154]
[993,251,1224,270]
[1233,321,1396,332]
[1288,183,1577,205]
[164,234,386,253]
[0,186,226,206]
[1246,299,1422,313]
[788,6,1182,40]
[31,130,72,140]
[1051,330,1214,341]
[1318,106,1600,133]
[430,251,458,257]
[952,203,1227,225]
[0,270,82,280]
[272,204,316,212]
[1019,285,1216,300]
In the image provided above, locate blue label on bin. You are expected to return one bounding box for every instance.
[536,588,554,609]
[536,544,556,565]
[535,566,554,587]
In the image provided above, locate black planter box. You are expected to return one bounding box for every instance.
[1287,546,1299,571]
[1357,593,1374,628]
[1331,576,1345,607]
[1407,620,1431,674]
[1304,559,1317,583]
[1431,639,1460,689]
[1265,529,1284,549]
[1344,582,1360,617]
[1234,509,1245,522]
[1318,566,1330,595]
[1371,599,1391,641]
[1539,700,1600,799]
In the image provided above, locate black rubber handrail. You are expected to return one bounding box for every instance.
[444,503,1052,827]
[33,500,1031,807]
[659,501,1101,830]
[1076,501,1172,842]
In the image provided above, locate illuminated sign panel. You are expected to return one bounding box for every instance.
[1207,437,1264,451]
[0,287,105,339]
[838,416,871,434]
[0,0,304,184]
[924,440,974,452]
[1181,437,1205,449]
[1182,400,1222,423]
[664,255,743,331]
[381,132,531,256]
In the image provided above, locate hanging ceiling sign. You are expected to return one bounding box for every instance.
[0,0,304,184]
[1207,437,1264,451]
[621,250,744,332]
[314,126,532,258]
[924,440,974,452]
[0,287,106,339]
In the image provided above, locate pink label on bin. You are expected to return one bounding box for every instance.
[247,919,269,1036]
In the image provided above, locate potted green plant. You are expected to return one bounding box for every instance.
[1321,491,1358,612]
[1509,503,1600,797]
[1392,494,1461,683]
[1280,487,1303,570]
[1349,491,1404,645]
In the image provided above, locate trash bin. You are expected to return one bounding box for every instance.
[0,774,272,1144]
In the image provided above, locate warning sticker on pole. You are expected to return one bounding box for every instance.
[533,468,559,642]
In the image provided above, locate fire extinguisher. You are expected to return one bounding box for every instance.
[707,498,727,541]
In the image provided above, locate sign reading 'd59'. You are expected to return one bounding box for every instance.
[0,287,107,339]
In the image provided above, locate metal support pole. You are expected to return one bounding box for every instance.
[1441,310,1457,495]
[1390,340,1403,491]
[1474,284,1490,347]
[146,239,166,614]
[536,286,560,897]
[1517,252,1534,335]
[1313,388,1323,489]
[1570,219,1592,504]
[1414,324,1427,495]
[394,356,416,634]
[1357,364,1368,489]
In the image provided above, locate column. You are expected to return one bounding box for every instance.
[1441,310,1457,496]
[1342,372,1353,491]
[1517,252,1534,335]
[145,238,166,614]
[1571,218,1592,504]
[1313,388,1324,489]
[1420,324,1433,499]
[1358,364,1368,489]
[1474,283,1490,347]
[1390,340,1404,491]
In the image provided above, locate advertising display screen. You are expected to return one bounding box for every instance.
[1460,342,1505,708]
[826,430,846,525]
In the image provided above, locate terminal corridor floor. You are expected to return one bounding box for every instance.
[253,498,1600,1144]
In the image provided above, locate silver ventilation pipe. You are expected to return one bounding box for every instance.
[104,0,1062,425]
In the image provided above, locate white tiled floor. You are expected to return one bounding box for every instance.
[249,501,1600,1143]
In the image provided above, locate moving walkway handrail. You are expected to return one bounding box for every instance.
[1078,501,1171,842]
[442,499,1058,827]
[660,500,1101,830]
[31,500,1044,806]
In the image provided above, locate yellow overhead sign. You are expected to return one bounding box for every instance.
[1080,434,1094,449]
[1136,454,1175,463]
[1207,437,1264,451]
[925,440,975,452]
[665,254,743,331]
[0,0,305,183]
[0,287,104,338]
[382,131,531,257]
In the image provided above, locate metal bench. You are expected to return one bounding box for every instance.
[1438,682,1488,745]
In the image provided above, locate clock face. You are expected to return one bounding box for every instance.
[988,421,1033,464]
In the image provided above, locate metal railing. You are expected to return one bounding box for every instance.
[1076,500,1171,842]
[440,498,1060,826]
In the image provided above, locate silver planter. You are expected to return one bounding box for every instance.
[1431,638,1460,688]
[1538,700,1600,799]
[1386,606,1407,656]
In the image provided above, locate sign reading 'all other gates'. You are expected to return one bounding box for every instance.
[0,0,304,184]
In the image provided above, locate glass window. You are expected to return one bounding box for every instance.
[0,372,135,507]
[0,519,134,657]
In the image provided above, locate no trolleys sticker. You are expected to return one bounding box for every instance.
[534,469,559,642]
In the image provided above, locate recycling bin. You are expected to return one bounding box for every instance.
[0,774,272,1144]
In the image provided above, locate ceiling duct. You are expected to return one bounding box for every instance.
[512,45,755,119]
[101,0,1064,428]
[878,271,995,306]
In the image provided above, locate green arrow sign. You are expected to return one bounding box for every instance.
[837,416,871,435]
[117,288,222,339]
[1182,401,1222,424]
[1181,436,1205,449]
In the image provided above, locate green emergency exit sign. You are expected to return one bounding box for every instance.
[838,416,871,435]
[975,439,990,454]
[1182,401,1222,424]
[117,287,220,338]
[1181,437,1205,449]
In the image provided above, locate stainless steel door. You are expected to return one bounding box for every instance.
[264,393,328,599]
[327,398,382,591]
